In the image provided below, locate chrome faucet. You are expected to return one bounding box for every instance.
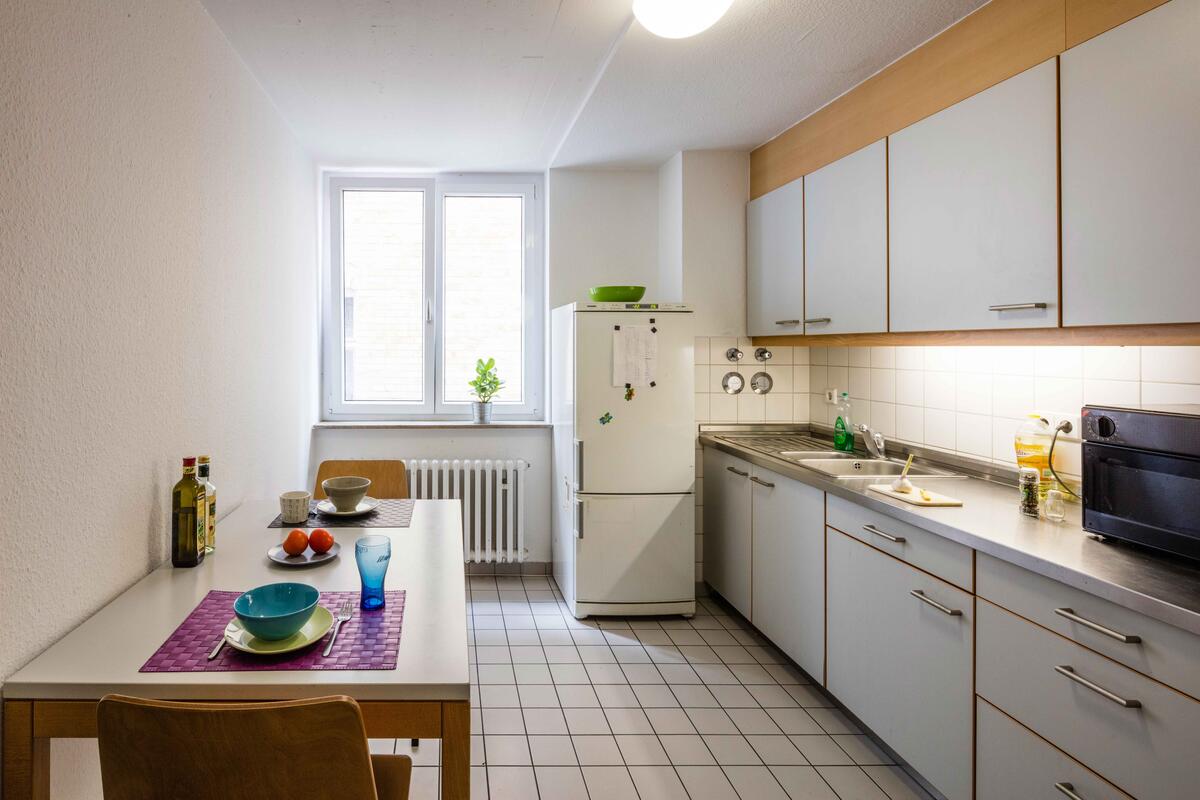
[856,424,886,459]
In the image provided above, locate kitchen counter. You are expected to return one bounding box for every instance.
[701,429,1200,636]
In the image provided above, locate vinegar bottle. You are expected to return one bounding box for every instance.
[171,457,205,567]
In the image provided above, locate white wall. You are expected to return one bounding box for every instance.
[0,1,317,795]
[657,153,684,302]
[309,427,553,560]
[679,151,750,337]
[546,167,661,307]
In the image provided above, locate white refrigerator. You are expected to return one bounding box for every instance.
[551,302,696,618]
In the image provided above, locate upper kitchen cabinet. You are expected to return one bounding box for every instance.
[804,139,888,334]
[889,59,1059,332]
[746,178,804,336]
[1062,0,1200,327]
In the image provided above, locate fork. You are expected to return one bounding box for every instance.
[323,600,354,657]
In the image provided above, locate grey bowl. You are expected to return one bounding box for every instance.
[321,476,372,512]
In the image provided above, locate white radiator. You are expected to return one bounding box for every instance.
[403,459,530,563]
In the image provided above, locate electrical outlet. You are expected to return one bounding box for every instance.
[824,389,838,404]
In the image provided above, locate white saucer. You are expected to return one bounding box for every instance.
[315,497,381,517]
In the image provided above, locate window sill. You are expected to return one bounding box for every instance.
[314,420,551,430]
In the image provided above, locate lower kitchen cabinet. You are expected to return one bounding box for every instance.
[702,447,753,618]
[750,465,825,682]
[827,528,974,800]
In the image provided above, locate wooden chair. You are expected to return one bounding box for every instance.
[314,460,409,500]
[97,695,411,800]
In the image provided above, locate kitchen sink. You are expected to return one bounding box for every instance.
[778,450,858,460]
[797,458,963,480]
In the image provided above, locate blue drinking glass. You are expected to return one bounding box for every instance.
[355,534,391,610]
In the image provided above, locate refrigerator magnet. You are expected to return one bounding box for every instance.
[599,411,614,425]
[624,387,635,401]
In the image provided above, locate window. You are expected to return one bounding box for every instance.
[324,174,543,420]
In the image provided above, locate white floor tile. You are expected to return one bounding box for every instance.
[622,663,666,684]
[586,663,630,684]
[671,684,719,707]
[395,738,440,766]
[769,766,840,799]
[816,766,890,799]
[604,707,655,735]
[571,629,609,646]
[513,663,553,684]
[784,684,835,707]
[833,735,894,766]
[806,708,862,735]
[679,645,722,664]
[505,629,541,646]
[470,766,488,800]
[522,708,568,735]
[789,736,855,766]
[479,685,520,707]
[633,684,680,707]
[659,734,716,766]
[701,734,762,765]
[471,736,485,766]
[767,707,823,735]
[748,684,800,708]
[684,708,739,735]
[657,664,702,684]
[517,684,560,708]
[692,664,739,684]
[594,684,640,708]
[481,708,525,735]
[550,663,590,684]
[484,735,532,766]
[709,684,758,708]
[368,738,396,754]
[646,707,697,735]
[615,734,671,765]
[582,766,640,800]
[572,735,624,766]
[724,765,791,799]
[537,629,574,646]
[675,766,739,800]
[477,664,516,684]
[486,766,538,800]
[555,684,600,708]
[528,735,578,766]
[579,645,617,663]
[508,646,547,664]
[727,707,784,735]
[544,645,582,664]
[729,663,774,682]
[564,707,611,735]
[746,735,808,766]
[861,765,934,800]
[534,765,588,797]
[409,766,441,800]
[628,766,690,800]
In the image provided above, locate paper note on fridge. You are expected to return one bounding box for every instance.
[612,326,657,387]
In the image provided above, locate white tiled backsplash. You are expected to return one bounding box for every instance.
[691,342,1200,584]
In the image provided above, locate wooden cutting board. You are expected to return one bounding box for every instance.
[868,484,963,507]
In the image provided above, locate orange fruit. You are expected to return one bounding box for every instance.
[309,528,335,554]
[282,529,309,556]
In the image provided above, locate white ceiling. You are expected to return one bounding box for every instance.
[201,0,986,171]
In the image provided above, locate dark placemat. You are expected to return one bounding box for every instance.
[268,498,415,528]
[140,589,405,673]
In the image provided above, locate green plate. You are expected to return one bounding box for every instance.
[223,605,334,655]
[588,285,646,302]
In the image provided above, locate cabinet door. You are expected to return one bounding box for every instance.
[750,466,825,682]
[701,448,752,618]
[746,178,804,337]
[804,139,887,335]
[827,529,974,800]
[889,59,1058,332]
[1062,0,1200,326]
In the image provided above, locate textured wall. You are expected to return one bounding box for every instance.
[0,1,317,795]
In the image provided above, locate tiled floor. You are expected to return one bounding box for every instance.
[370,575,934,800]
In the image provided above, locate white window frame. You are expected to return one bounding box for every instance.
[322,172,544,421]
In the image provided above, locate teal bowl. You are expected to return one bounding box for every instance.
[234,583,320,641]
[588,285,646,302]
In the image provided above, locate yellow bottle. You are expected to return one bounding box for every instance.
[1014,415,1055,500]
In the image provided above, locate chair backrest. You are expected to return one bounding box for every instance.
[314,460,408,500]
[98,694,380,800]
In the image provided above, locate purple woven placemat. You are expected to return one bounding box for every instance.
[267,499,415,529]
[140,589,405,673]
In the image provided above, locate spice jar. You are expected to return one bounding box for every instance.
[1019,467,1040,518]
[1043,489,1066,523]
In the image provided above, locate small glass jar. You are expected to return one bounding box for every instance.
[1043,489,1067,523]
[1018,467,1040,518]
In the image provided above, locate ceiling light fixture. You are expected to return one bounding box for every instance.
[632,0,735,39]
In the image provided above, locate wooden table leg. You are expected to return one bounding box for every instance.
[440,701,470,800]
[3,701,50,800]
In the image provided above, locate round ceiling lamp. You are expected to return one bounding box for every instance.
[632,0,735,39]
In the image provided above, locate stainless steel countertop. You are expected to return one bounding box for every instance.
[700,428,1200,636]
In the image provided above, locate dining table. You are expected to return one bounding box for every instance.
[1,498,471,800]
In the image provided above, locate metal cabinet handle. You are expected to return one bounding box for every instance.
[863,524,905,544]
[574,439,584,491]
[804,317,831,324]
[1054,665,1141,708]
[774,319,801,325]
[726,466,749,477]
[1055,782,1085,800]
[574,499,584,540]
[1054,608,1141,644]
[910,589,962,616]
[988,302,1048,311]
[750,476,775,488]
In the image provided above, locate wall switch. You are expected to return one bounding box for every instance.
[824,389,838,404]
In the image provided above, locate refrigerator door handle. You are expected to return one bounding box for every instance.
[574,439,584,491]
[574,498,584,539]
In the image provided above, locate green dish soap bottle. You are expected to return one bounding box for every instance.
[833,391,855,452]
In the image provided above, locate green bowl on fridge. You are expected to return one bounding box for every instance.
[588,286,646,302]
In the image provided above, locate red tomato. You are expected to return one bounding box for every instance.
[309,528,335,555]
[282,529,309,557]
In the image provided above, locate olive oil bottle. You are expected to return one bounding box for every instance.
[171,457,206,567]
[198,455,216,554]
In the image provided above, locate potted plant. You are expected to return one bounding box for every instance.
[468,357,503,423]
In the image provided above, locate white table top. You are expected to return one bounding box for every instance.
[2,499,469,702]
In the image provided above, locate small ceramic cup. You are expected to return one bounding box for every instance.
[279,490,312,524]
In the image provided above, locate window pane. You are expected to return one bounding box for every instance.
[341,190,425,402]
[443,195,524,404]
